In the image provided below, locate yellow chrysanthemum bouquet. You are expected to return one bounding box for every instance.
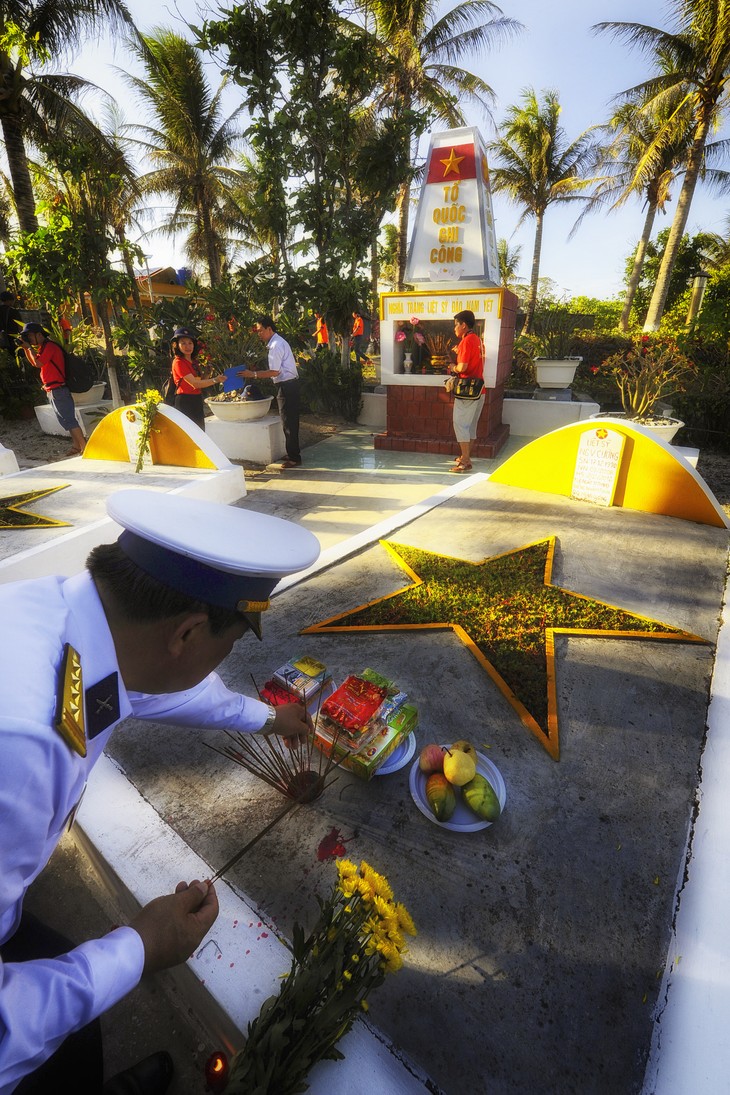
[225,860,416,1094]
[133,387,162,473]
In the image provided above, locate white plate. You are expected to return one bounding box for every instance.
[409,748,506,831]
[373,733,417,776]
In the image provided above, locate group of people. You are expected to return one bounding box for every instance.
[169,316,302,470]
[10,299,484,478]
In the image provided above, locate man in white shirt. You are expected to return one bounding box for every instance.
[241,315,301,469]
[0,490,320,1094]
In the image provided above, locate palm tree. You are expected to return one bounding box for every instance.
[585,94,696,331]
[594,1,730,330]
[488,88,596,332]
[496,237,522,285]
[124,29,248,286]
[359,0,521,289]
[0,0,136,233]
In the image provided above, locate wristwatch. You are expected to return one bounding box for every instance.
[260,703,277,732]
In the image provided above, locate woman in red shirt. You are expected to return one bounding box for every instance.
[447,309,484,472]
[170,327,224,430]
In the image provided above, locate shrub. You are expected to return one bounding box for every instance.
[299,350,363,421]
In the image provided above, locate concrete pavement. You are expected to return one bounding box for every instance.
[21,427,730,1093]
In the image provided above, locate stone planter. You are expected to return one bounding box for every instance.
[205,396,274,422]
[589,411,685,444]
[534,357,582,389]
[72,382,106,406]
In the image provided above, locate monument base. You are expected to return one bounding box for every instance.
[373,384,510,458]
[35,400,113,438]
[206,415,286,464]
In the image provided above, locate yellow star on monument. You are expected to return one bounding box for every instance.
[439,147,465,177]
[0,484,70,529]
[302,538,709,760]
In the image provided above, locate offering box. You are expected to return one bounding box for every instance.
[313,668,418,780]
[272,655,330,702]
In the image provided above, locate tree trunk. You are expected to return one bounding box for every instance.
[523,210,544,335]
[396,179,410,291]
[620,201,657,333]
[643,113,711,331]
[201,204,221,286]
[370,229,379,347]
[0,112,38,234]
[98,303,123,407]
[119,231,143,312]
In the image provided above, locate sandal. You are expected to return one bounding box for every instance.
[451,462,473,473]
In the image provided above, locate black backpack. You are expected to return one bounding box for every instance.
[59,345,95,393]
[161,373,177,406]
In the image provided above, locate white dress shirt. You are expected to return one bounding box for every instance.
[0,571,268,1092]
[266,332,298,384]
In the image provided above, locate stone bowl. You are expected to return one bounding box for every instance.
[205,396,274,422]
[72,382,106,406]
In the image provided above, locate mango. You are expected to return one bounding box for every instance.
[425,773,456,821]
[462,773,501,822]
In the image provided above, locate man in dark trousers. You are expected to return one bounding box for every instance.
[241,316,302,469]
[0,489,320,1093]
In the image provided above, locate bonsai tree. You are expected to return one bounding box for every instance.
[599,335,694,420]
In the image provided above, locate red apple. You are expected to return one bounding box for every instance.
[419,743,444,774]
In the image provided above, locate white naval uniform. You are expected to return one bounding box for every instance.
[0,571,269,1093]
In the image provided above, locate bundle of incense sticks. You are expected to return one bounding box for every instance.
[205,679,339,802]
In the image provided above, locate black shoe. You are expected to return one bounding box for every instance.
[102,1051,174,1094]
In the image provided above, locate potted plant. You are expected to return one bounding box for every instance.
[592,335,693,443]
[529,306,583,389]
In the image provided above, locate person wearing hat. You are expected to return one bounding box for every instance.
[240,316,301,469]
[19,322,86,456]
[0,491,321,1094]
[170,327,224,431]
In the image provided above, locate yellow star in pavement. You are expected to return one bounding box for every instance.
[302,538,709,760]
[0,484,70,528]
[439,148,465,177]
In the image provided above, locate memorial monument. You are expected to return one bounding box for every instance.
[375,125,517,458]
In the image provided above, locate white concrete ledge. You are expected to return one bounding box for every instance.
[206,416,286,464]
[77,755,432,1093]
[35,400,113,438]
[502,396,600,436]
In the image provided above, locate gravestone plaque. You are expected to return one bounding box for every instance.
[571,427,625,506]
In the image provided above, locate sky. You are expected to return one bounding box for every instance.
[66,0,730,301]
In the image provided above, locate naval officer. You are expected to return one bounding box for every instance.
[0,490,320,1094]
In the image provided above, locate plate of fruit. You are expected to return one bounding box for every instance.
[409,741,506,831]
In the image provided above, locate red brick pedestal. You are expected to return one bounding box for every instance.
[373,384,510,458]
[374,290,516,459]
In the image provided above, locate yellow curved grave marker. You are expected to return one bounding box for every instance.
[83,404,223,470]
[490,418,729,529]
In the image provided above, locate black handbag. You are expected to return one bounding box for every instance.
[453,376,484,400]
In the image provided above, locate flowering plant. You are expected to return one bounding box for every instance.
[132,388,162,473]
[395,315,425,354]
[225,859,416,1094]
[598,336,694,420]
